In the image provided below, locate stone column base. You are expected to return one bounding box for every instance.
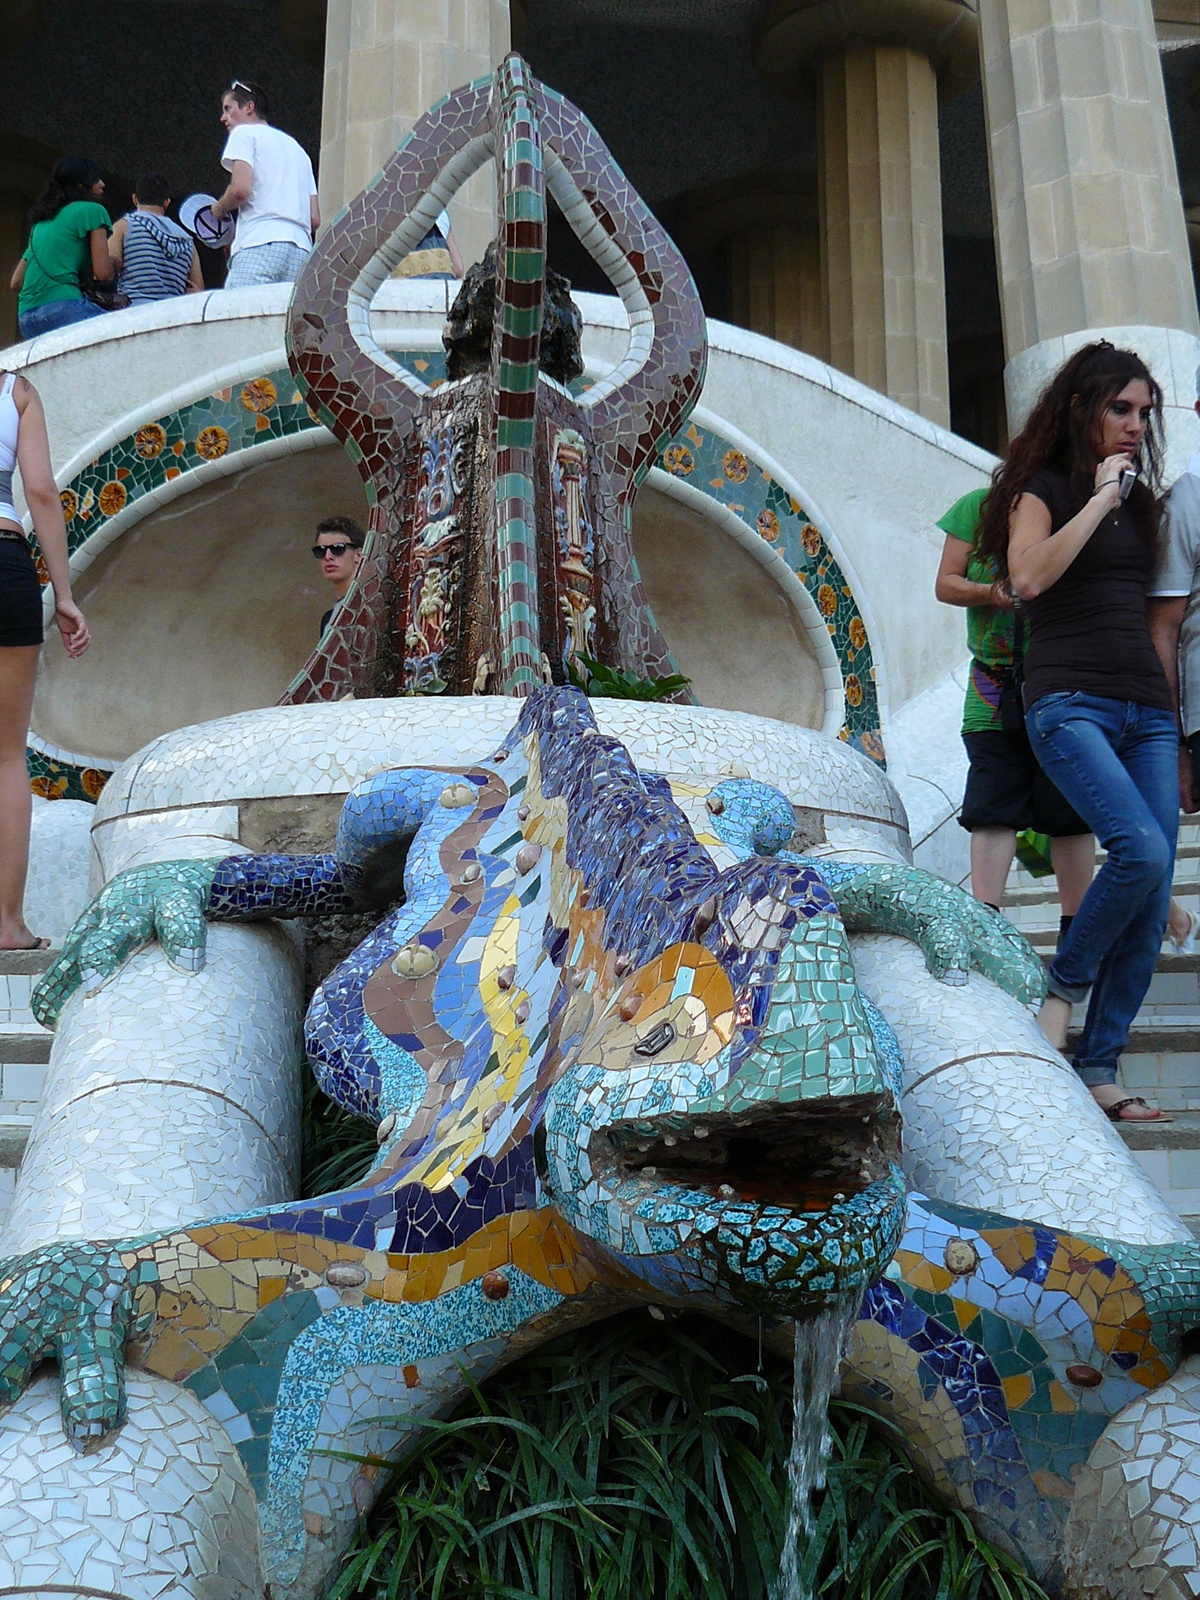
[1005,326,1200,485]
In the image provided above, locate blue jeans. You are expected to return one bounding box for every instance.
[1025,692,1178,1085]
[18,297,108,339]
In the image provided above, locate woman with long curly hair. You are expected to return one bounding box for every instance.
[975,341,1174,1122]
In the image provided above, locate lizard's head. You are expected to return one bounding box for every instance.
[539,862,905,1320]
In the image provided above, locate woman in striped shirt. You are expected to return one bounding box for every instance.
[109,173,204,304]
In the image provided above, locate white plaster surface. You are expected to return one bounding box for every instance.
[881,661,971,887]
[4,283,991,746]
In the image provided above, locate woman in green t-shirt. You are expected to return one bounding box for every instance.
[9,157,114,341]
[934,485,1094,933]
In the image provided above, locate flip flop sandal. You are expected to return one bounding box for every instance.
[1104,1097,1172,1123]
[0,936,50,952]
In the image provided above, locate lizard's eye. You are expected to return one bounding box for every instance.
[635,1021,676,1057]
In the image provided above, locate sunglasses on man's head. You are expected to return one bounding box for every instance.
[313,542,353,558]
[229,79,254,95]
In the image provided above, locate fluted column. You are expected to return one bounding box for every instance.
[319,0,510,269]
[674,175,825,358]
[729,225,824,356]
[754,0,979,429]
[979,0,1200,466]
[819,43,949,424]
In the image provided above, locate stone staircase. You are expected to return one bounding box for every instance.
[0,946,53,1232]
[1001,817,1200,1228]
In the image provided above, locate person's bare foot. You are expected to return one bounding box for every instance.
[1089,1085,1165,1121]
[1037,994,1073,1051]
[0,919,49,951]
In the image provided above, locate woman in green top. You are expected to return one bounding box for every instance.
[935,485,1094,933]
[10,157,114,341]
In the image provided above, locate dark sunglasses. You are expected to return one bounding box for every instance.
[313,542,354,558]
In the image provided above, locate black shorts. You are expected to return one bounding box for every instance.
[0,537,43,647]
[960,729,1089,837]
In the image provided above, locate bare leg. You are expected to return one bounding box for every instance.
[970,826,1016,907]
[1039,834,1089,1063]
[0,645,41,949]
[1166,897,1197,951]
[1037,994,1072,1050]
[1050,833,1094,918]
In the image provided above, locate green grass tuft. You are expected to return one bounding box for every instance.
[301,1070,378,1197]
[324,1310,1049,1600]
[567,653,692,702]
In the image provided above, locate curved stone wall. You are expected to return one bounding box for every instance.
[5,283,992,802]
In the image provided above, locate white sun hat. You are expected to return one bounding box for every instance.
[179,193,234,247]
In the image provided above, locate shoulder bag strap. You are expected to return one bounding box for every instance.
[26,231,86,290]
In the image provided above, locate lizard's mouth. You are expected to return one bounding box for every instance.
[599,1094,895,1213]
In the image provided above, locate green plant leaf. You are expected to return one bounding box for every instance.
[324,1310,1051,1600]
[567,653,692,702]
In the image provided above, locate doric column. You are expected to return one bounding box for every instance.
[754,0,979,428]
[979,0,1200,465]
[819,43,948,424]
[319,0,509,269]
[729,223,824,355]
[673,175,825,358]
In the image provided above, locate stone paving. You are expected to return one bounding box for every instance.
[1001,816,1200,1229]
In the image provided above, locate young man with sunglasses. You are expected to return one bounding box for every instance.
[213,79,319,289]
[313,517,365,635]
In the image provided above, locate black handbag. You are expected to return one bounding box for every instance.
[80,275,130,311]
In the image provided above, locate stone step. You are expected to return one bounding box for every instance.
[1070,1018,1200,1054]
[0,963,49,1021]
[0,1021,51,1187]
[1003,872,1200,912]
[0,1030,52,1064]
[1005,821,1200,896]
[0,947,55,977]
[1115,1112,1200,1219]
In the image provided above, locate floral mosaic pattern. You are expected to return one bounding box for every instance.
[659,419,882,760]
[27,352,884,802]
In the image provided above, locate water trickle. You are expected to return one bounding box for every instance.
[775,1295,862,1600]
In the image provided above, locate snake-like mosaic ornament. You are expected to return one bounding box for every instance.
[281,53,702,707]
[0,686,1196,1597]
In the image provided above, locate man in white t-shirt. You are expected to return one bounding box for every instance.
[211,78,319,289]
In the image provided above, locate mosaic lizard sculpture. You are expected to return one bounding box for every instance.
[0,686,1195,1597]
[4,54,1197,1600]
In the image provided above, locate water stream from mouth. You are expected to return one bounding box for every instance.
[774,1293,862,1600]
